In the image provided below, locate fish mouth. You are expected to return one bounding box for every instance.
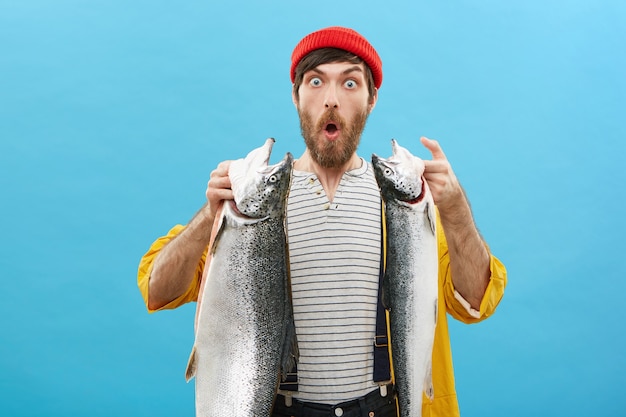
[229,199,262,221]
[229,200,243,216]
[406,180,426,204]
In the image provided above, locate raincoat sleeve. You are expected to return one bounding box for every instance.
[437,215,507,324]
[137,224,207,313]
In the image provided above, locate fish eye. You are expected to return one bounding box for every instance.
[384,168,393,176]
[268,175,278,183]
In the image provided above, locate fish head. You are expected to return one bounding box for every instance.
[229,138,293,220]
[372,139,430,205]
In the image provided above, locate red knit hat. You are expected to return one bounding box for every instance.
[290,26,383,89]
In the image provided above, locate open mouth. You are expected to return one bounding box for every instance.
[325,123,338,133]
[323,121,341,140]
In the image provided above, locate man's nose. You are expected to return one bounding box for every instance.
[324,84,339,109]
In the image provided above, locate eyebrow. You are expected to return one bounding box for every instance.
[310,65,364,76]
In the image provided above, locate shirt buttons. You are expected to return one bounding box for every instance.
[334,407,344,416]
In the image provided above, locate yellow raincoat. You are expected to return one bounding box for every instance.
[138,214,506,416]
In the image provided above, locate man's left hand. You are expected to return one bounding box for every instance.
[420,136,464,211]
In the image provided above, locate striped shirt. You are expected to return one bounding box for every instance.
[287,158,382,404]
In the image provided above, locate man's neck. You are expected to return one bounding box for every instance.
[293,150,362,202]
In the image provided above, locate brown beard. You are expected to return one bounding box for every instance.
[297,107,369,169]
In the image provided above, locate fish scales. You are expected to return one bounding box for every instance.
[195,212,289,415]
[372,139,438,417]
[186,138,296,417]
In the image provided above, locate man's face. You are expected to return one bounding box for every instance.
[294,61,377,169]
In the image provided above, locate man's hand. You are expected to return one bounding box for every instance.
[206,160,234,222]
[420,136,464,211]
[419,136,490,310]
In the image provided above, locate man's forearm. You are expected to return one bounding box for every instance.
[148,204,214,310]
[438,189,490,310]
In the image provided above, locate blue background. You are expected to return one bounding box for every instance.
[1,1,624,416]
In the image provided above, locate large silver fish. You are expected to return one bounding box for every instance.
[185,138,297,416]
[372,139,438,417]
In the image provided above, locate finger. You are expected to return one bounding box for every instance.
[420,136,447,161]
[206,185,234,210]
[208,175,232,189]
[211,160,232,178]
[212,188,234,201]
[423,159,448,173]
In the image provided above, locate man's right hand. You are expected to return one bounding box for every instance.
[206,160,234,222]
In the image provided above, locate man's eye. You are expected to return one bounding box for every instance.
[345,80,357,89]
[309,77,322,87]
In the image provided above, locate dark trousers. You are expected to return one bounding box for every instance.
[271,386,397,417]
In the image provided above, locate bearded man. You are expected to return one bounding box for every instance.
[138,26,507,417]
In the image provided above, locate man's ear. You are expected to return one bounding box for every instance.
[368,88,378,113]
[292,87,298,108]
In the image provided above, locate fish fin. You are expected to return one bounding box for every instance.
[194,203,224,333]
[424,360,435,400]
[185,345,197,382]
[209,211,227,255]
[426,200,437,236]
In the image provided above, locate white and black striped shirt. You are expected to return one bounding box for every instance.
[287,158,382,404]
